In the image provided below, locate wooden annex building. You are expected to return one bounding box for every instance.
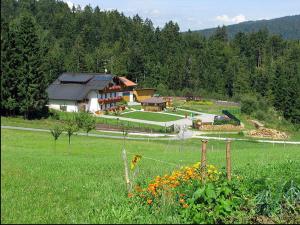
[140,97,166,112]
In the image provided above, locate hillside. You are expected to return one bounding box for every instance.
[194,15,300,39]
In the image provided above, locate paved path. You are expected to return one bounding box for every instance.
[177,108,216,123]
[2,126,299,145]
[95,129,177,137]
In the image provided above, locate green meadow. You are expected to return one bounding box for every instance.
[1,128,299,223]
[120,111,182,122]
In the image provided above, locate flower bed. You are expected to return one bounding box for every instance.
[130,163,253,224]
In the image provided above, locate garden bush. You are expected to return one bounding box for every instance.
[241,96,258,115]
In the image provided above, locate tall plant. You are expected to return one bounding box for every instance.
[50,125,63,150]
[64,119,78,145]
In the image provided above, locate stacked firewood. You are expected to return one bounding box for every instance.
[248,128,288,139]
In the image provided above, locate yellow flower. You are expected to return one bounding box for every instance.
[147,199,153,205]
[130,155,142,170]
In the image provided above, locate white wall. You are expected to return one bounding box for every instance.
[87,91,100,112]
[48,99,78,112]
[129,91,133,102]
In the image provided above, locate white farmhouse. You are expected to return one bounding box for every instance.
[46,72,137,113]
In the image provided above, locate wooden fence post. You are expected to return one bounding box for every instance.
[122,148,131,193]
[226,139,232,181]
[201,139,208,183]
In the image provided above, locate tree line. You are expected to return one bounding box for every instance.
[1,0,299,124]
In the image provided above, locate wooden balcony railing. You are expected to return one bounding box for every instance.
[107,85,121,91]
[98,96,123,104]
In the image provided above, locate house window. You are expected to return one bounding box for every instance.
[60,105,67,111]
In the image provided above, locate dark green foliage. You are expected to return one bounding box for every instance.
[241,96,259,115]
[1,12,48,118]
[180,178,253,224]
[213,119,239,126]
[1,0,299,124]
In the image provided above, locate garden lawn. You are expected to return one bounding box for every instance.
[120,111,182,122]
[1,128,300,223]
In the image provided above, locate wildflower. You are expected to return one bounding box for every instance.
[128,193,134,198]
[193,162,200,168]
[179,198,185,204]
[182,203,189,208]
[130,155,142,170]
[147,199,153,205]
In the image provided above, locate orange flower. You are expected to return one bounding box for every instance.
[147,199,153,205]
[182,203,189,208]
[128,193,134,198]
[179,198,185,204]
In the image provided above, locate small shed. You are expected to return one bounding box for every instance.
[140,97,166,112]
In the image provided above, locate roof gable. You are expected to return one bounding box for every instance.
[47,73,115,101]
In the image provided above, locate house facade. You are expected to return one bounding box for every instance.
[46,72,137,113]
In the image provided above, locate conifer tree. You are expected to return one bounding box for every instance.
[11,13,48,118]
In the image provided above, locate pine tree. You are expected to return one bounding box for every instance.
[1,21,20,115]
[11,13,48,118]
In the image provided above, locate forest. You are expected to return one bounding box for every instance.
[195,14,300,40]
[1,0,300,124]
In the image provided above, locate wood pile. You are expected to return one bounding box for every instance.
[248,128,288,139]
[250,120,264,129]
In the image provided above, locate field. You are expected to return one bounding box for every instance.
[1,128,299,223]
[120,111,182,122]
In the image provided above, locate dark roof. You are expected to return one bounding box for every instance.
[140,97,166,104]
[59,73,94,83]
[47,84,88,101]
[47,73,115,101]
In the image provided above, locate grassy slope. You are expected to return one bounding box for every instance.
[120,111,182,122]
[175,100,240,115]
[1,129,299,223]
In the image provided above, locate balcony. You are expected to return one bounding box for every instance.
[98,96,123,104]
[107,85,121,91]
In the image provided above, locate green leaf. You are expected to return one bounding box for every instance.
[193,187,205,200]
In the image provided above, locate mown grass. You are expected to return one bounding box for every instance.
[1,128,300,223]
[120,111,182,122]
[174,99,240,115]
